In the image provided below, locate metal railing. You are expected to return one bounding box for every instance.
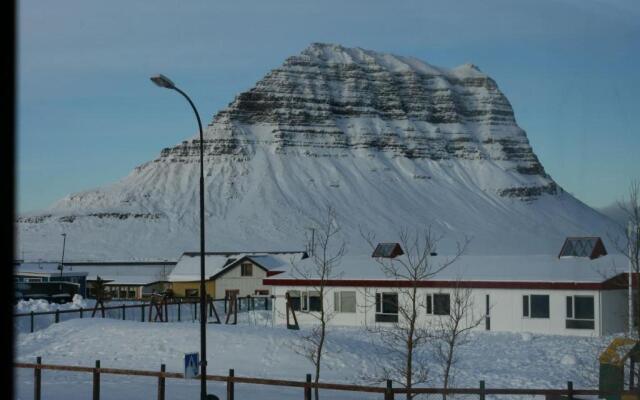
[14,295,273,333]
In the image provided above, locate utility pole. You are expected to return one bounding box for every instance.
[151,74,209,400]
[630,221,639,335]
[59,233,67,279]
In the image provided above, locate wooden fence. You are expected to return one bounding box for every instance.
[15,358,637,400]
[14,295,272,333]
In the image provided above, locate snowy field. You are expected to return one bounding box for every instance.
[14,313,615,400]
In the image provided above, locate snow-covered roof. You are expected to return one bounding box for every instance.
[15,262,88,277]
[265,253,629,284]
[73,264,173,285]
[169,254,232,282]
[170,251,308,281]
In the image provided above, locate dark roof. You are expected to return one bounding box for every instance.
[558,237,607,259]
[372,243,404,258]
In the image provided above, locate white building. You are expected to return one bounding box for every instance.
[264,239,632,336]
[168,251,308,299]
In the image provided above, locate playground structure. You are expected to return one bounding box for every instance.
[599,338,640,400]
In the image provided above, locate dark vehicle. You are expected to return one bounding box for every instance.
[15,281,80,304]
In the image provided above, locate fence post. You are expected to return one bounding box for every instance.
[227,369,234,400]
[141,304,145,322]
[385,379,393,400]
[55,309,60,323]
[479,380,485,400]
[30,311,34,333]
[93,360,100,400]
[305,373,312,400]
[34,356,42,400]
[157,364,165,400]
[122,304,126,320]
[178,300,181,322]
[567,381,573,400]
[80,307,84,319]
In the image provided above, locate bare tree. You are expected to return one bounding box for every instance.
[608,179,640,336]
[362,226,470,400]
[432,282,485,399]
[290,205,346,400]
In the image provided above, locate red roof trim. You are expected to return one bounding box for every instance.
[262,278,606,291]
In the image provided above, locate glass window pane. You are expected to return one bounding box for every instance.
[382,293,398,314]
[523,295,529,317]
[566,296,573,318]
[574,296,594,319]
[434,294,450,315]
[309,296,322,312]
[340,291,356,313]
[426,295,432,314]
[334,292,340,312]
[530,295,549,318]
[566,319,595,329]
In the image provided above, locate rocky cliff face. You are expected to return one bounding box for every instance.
[16,44,614,260]
[159,43,554,196]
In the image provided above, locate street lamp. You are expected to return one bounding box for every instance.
[150,74,208,400]
[59,233,67,279]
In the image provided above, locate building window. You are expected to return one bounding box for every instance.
[128,290,136,298]
[566,295,595,329]
[255,289,269,296]
[241,263,253,277]
[287,291,301,311]
[302,291,322,312]
[119,289,127,299]
[523,295,549,318]
[426,293,451,315]
[334,291,356,313]
[375,292,398,322]
[185,289,198,297]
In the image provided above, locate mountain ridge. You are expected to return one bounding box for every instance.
[16,43,619,261]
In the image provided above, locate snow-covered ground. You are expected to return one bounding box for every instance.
[14,316,614,400]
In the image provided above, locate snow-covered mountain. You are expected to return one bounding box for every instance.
[17,43,620,260]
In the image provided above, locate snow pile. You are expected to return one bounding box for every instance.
[15,295,89,313]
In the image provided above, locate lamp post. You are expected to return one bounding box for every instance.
[59,233,66,279]
[150,74,208,400]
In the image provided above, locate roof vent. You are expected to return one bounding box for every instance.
[558,237,607,260]
[372,243,404,258]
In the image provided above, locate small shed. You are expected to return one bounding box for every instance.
[599,338,640,400]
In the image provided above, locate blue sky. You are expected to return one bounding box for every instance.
[17,0,639,213]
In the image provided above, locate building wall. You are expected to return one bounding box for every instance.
[271,285,610,336]
[171,280,215,298]
[215,261,271,298]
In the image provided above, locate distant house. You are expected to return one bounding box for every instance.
[264,238,633,336]
[14,261,89,301]
[168,251,308,299]
[62,261,176,300]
